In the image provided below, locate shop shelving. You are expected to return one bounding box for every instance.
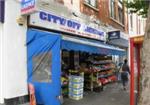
[84,60,117,91]
[98,73,115,78]
[84,72,102,91]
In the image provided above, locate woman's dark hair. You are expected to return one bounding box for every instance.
[124,59,128,64]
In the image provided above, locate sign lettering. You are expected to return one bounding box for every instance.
[30,11,105,41]
[40,12,81,30]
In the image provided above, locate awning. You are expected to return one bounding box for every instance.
[61,36,126,56]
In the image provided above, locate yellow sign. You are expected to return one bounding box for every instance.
[133,36,144,43]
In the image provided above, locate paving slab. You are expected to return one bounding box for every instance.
[63,82,130,105]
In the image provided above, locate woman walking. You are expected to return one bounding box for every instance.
[121,59,130,90]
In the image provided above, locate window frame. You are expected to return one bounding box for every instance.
[118,0,124,25]
[130,14,133,30]
[84,0,98,8]
[110,0,116,19]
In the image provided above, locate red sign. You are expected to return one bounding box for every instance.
[21,0,37,15]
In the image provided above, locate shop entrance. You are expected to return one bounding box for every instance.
[61,50,116,94]
[61,36,128,105]
[61,49,130,105]
[27,29,128,105]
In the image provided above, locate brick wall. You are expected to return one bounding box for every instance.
[55,0,129,33]
[80,0,99,18]
[80,0,128,33]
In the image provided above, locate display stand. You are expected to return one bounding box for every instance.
[84,60,117,91]
[68,70,84,100]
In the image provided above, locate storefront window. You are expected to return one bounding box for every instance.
[32,52,52,83]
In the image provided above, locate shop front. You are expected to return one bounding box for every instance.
[27,10,126,105]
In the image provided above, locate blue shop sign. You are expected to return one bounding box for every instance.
[108,30,120,40]
[37,11,105,40]
[39,12,81,30]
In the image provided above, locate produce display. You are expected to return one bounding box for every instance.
[84,60,117,91]
[61,51,118,100]
[61,74,69,96]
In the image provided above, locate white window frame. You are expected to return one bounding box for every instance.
[85,0,97,8]
[130,14,133,30]
[110,0,116,19]
[118,1,124,24]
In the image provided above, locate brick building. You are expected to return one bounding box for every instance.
[81,0,129,50]
[81,0,128,32]
[57,0,128,33]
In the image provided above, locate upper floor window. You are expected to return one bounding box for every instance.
[118,1,124,24]
[85,0,97,8]
[110,0,125,26]
[110,0,116,19]
[130,14,133,29]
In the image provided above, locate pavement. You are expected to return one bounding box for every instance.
[63,82,130,105]
[0,82,130,105]
[0,104,29,105]
[0,102,29,105]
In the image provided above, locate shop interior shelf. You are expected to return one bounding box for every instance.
[91,61,113,65]
[99,67,114,71]
[98,73,115,78]
[91,67,115,72]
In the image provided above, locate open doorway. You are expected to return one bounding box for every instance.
[27,29,130,105]
[61,50,130,105]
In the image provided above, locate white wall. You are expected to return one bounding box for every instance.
[0,23,4,103]
[128,13,146,37]
[128,13,137,36]
[2,0,28,99]
[128,13,146,68]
